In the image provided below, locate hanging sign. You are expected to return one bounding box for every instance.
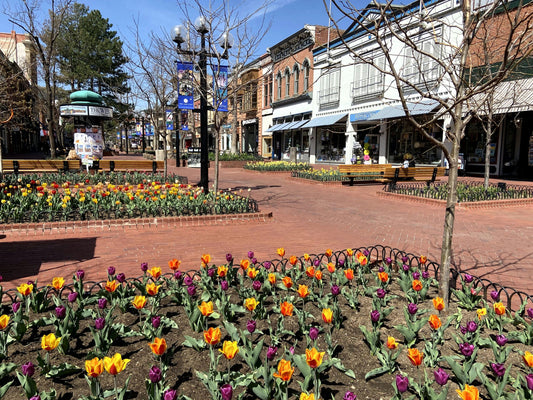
[177,61,194,110]
[213,65,229,112]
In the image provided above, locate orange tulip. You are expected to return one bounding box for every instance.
[387,336,398,349]
[244,297,259,312]
[412,280,423,292]
[306,267,315,278]
[494,302,506,316]
[17,283,33,296]
[429,314,442,330]
[268,273,276,285]
[280,301,294,317]
[0,315,9,330]
[300,393,315,400]
[149,337,167,356]
[41,332,61,351]
[407,348,423,366]
[432,297,445,312]
[289,255,298,266]
[201,254,211,267]
[147,267,162,279]
[456,384,479,400]
[282,276,293,289]
[51,277,65,290]
[277,247,285,258]
[132,295,147,310]
[103,353,130,375]
[477,308,487,320]
[378,271,389,283]
[204,327,221,345]
[85,357,104,378]
[247,267,258,279]
[344,268,354,280]
[146,282,161,296]
[325,248,333,258]
[305,347,325,368]
[198,301,214,317]
[304,253,310,261]
[346,248,354,257]
[217,265,228,277]
[105,280,119,293]
[297,285,309,299]
[219,340,239,359]
[523,351,533,368]
[358,255,368,266]
[327,262,335,273]
[315,270,323,281]
[420,255,427,264]
[273,359,294,381]
[240,259,250,271]
[322,308,333,324]
[168,259,181,271]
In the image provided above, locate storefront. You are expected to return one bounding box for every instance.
[242,119,258,154]
[268,116,311,161]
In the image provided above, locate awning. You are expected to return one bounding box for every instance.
[291,120,310,129]
[283,121,300,130]
[371,100,440,120]
[467,78,533,115]
[266,123,286,132]
[300,113,347,128]
[350,110,380,123]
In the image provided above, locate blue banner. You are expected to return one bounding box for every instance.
[166,109,174,131]
[177,61,194,110]
[213,65,228,112]
[181,111,189,131]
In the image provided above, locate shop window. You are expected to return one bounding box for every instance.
[387,119,442,165]
[316,126,345,162]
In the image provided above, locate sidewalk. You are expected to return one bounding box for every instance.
[0,157,532,294]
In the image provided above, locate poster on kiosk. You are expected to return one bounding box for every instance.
[74,126,104,163]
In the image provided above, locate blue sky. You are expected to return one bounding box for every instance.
[1,0,357,58]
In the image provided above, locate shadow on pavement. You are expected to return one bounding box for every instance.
[0,237,97,281]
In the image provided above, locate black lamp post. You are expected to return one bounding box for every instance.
[140,111,146,153]
[172,18,233,193]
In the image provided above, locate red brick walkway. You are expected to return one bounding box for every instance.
[1,156,532,295]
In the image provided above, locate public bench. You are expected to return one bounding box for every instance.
[382,166,446,188]
[338,164,392,185]
[1,159,81,174]
[90,159,164,173]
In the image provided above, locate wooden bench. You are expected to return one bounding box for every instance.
[338,164,392,185]
[90,159,164,173]
[1,159,81,174]
[382,166,446,188]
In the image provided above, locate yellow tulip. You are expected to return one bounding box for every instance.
[85,357,104,378]
[219,340,239,360]
[41,333,61,351]
[103,353,130,375]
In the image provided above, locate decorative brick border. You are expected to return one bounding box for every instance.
[377,191,533,209]
[0,211,273,236]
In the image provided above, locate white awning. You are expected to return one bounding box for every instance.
[370,99,440,120]
[467,78,533,115]
[300,113,347,128]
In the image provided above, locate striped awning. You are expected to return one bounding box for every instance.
[371,100,440,120]
[300,113,347,128]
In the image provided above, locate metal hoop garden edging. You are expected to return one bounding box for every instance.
[3,245,530,312]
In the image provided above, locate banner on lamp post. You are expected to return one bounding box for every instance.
[166,109,174,131]
[181,111,189,131]
[213,65,228,112]
[177,61,194,110]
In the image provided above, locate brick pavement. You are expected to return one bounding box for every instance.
[1,156,532,295]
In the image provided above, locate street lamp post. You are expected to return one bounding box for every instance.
[172,18,233,193]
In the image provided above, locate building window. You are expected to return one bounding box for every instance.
[293,65,299,94]
[402,32,442,92]
[263,74,272,108]
[276,73,282,100]
[319,64,341,107]
[303,60,310,91]
[243,83,257,112]
[284,68,291,98]
[352,56,385,100]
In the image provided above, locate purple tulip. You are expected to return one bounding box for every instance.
[29,396,41,400]
[174,271,183,280]
[116,273,126,283]
[248,251,254,259]
[314,258,320,266]
[490,290,500,301]
[371,310,380,323]
[385,257,392,265]
[378,266,385,273]
[402,264,410,272]
[220,383,233,400]
[407,303,418,315]
[220,280,229,291]
[187,285,197,296]
[401,256,409,263]
[152,316,161,329]
[251,257,258,265]
[527,308,533,319]
[263,261,271,270]
[207,268,215,278]
[27,280,34,285]
[95,317,105,330]
[338,259,344,267]
[463,273,473,283]
[12,301,21,314]
[252,280,262,291]
[226,253,233,263]
[396,374,409,393]
[149,365,162,383]
[460,325,467,335]
[266,346,278,361]
[467,321,478,333]
[98,298,107,309]
[331,285,340,296]
[422,271,430,279]
[163,390,177,400]
[412,271,420,280]
[141,262,148,272]
[21,362,35,377]
[496,334,508,346]
[363,249,369,257]
[246,320,256,334]
[526,374,533,390]
[67,292,78,303]
[459,342,474,357]
[107,266,115,276]
[309,327,319,341]
[55,305,66,319]
[76,269,85,280]
[183,276,193,286]
[343,391,357,400]
[289,346,295,355]
[491,363,506,377]
[434,368,450,386]
[376,289,386,299]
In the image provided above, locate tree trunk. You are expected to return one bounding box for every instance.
[45,70,57,159]
[231,88,238,154]
[484,113,493,189]
[213,127,220,195]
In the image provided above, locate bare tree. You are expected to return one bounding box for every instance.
[327,0,533,305]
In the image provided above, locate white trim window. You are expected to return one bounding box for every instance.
[276,73,282,100]
[319,64,341,107]
[303,60,310,92]
[402,30,442,91]
[352,55,385,100]
[293,65,300,94]
[284,68,291,98]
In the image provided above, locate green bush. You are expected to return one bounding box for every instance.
[244,161,313,171]
[208,152,261,161]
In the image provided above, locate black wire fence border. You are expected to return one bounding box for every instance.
[2,245,530,312]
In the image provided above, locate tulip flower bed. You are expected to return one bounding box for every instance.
[244,161,313,172]
[0,176,257,223]
[1,247,533,399]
